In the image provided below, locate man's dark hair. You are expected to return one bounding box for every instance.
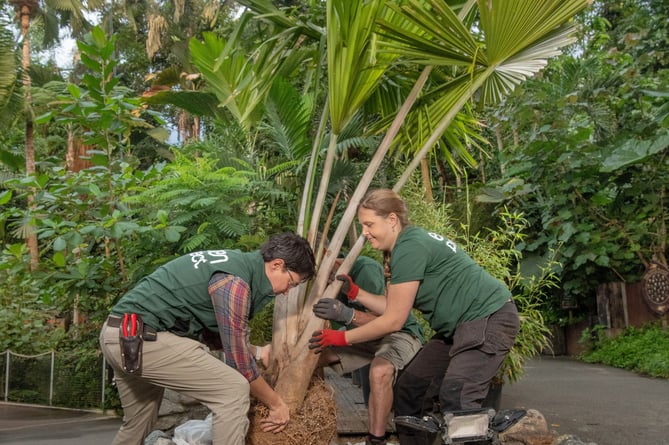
[260,232,316,278]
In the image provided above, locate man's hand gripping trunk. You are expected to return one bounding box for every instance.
[119,313,144,374]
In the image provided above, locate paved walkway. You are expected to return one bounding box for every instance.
[0,403,120,444]
[1,355,667,444]
[501,356,669,445]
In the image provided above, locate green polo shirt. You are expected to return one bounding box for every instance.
[111,250,274,339]
[389,226,510,337]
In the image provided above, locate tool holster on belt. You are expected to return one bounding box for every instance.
[119,313,144,374]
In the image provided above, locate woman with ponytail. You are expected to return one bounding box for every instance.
[309,189,519,445]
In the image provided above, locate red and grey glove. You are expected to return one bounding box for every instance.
[336,274,360,301]
[308,329,349,353]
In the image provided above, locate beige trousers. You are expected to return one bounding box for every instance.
[100,322,250,445]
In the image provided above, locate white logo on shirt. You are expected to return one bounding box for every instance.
[189,250,230,269]
[427,232,457,253]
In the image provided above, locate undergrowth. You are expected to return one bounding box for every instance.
[579,322,669,379]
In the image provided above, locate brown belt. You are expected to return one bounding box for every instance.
[107,315,158,341]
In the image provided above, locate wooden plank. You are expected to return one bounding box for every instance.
[324,368,395,435]
[325,368,369,434]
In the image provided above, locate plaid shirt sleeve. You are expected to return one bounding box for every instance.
[208,272,260,382]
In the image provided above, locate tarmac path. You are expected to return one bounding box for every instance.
[0,403,121,444]
[501,356,669,445]
[1,355,667,445]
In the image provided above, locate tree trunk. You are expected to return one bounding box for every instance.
[19,3,38,271]
[268,68,432,423]
[268,281,328,411]
[66,130,94,172]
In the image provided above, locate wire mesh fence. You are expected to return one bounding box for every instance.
[1,349,107,410]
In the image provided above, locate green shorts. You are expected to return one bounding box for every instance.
[330,331,422,380]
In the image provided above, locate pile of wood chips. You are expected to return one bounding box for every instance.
[247,375,338,445]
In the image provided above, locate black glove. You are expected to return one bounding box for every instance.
[313,298,355,324]
[336,274,360,300]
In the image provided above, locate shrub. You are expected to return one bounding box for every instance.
[580,322,669,378]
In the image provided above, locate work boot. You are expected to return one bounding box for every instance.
[365,433,387,445]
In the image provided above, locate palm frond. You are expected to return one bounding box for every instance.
[190,13,297,130]
[262,76,314,160]
[380,0,591,190]
[235,0,323,40]
[377,0,480,66]
[0,20,19,115]
[479,23,580,105]
[379,0,589,104]
[327,0,398,133]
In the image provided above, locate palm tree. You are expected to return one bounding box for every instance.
[171,1,592,441]
[268,0,588,409]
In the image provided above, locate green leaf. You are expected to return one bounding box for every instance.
[558,222,577,242]
[79,52,101,73]
[157,210,168,225]
[476,187,506,203]
[67,83,82,99]
[590,187,617,205]
[88,183,102,197]
[53,251,66,267]
[0,190,11,205]
[601,132,669,172]
[77,262,89,278]
[165,226,183,243]
[53,237,67,252]
[91,26,107,48]
[146,128,170,143]
[35,112,54,124]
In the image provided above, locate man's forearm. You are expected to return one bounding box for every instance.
[250,376,284,410]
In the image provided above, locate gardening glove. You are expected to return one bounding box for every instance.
[336,274,360,301]
[308,329,349,354]
[313,298,355,324]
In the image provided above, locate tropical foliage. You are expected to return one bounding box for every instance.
[0,0,666,427]
[478,0,669,320]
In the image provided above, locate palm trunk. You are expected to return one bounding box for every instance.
[268,67,432,418]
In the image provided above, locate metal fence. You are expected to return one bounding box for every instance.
[0,349,108,410]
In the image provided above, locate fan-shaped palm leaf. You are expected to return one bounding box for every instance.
[377,0,591,189]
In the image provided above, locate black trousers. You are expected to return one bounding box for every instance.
[393,301,519,445]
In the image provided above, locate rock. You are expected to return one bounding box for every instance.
[154,389,211,433]
[553,434,598,445]
[144,429,174,445]
[497,410,598,445]
[499,409,557,445]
